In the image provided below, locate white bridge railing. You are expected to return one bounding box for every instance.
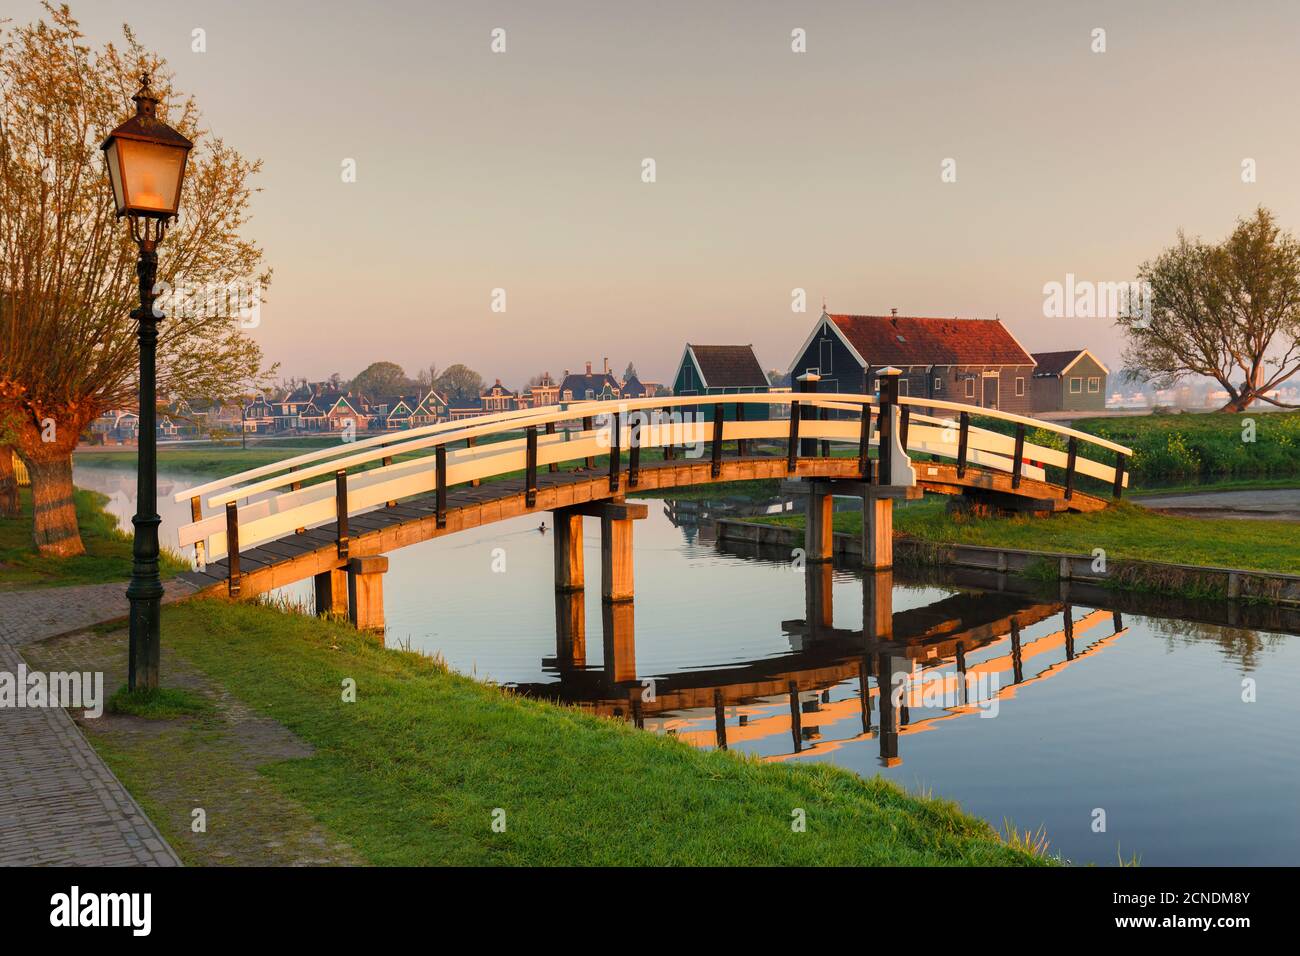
[175,390,1131,569]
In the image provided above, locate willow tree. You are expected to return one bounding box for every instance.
[0,4,273,555]
[1118,207,1300,412]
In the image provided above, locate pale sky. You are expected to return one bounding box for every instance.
[42,0,1300,388]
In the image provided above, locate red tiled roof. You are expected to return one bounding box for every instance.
[688,344,767,388]
[828,315,1035,367]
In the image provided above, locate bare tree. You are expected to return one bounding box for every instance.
[415,363,440,389]
[1118,207,1300,411]
[0,5,273,555]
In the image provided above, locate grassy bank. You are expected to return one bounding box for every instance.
[755,497,1300,576]
[39,597,1052,866]
[1075,411,1300,484]
[76,439,344,477]
[0,488,188,590]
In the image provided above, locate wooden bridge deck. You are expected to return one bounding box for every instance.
[180,454,1108,601]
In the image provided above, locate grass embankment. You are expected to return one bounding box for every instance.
[754,497,1300,576]
[76,438,350,477]
[59,598,1052,866]
[0,488,188,590]
[1052,411,1300,487]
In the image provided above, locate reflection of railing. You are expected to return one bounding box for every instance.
[173,392,1132,565]
[521,563,1128,766]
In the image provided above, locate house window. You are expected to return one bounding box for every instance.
[1069,377,1082,394]
[965,377,975,399]
[819,339,833,374]
[1088,376,1101,393]
[898,378,909,397]
[682,365,694,390]
[1015,377,1025,397]
[933,376,943,393]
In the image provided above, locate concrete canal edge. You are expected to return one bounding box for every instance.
[714,518,1300,607]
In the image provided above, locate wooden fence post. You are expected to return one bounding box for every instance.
[711,404,724,478]
[225,502,240,596]
[608,413,621,493]
[526,426,538,507]
[858,404,872,481]
[956,411,969,479]
[787,401,800,473]
[435,444,447,528]
[628,413,641,488]
[545,421,558,472]
[335,470,349,558]
[1064,436,1077,500]
[1012,424,1025,489]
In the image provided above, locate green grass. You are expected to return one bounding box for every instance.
[139,598,1052,866]
[755,496,1300,575]
[1074,411,1300,484]
[0,488,188,590]
[108,684,213,719]
[76,439,345,477]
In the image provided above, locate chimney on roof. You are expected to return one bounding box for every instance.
[585,361,592,375]
[604,357,609,374]
[564,368,570,378]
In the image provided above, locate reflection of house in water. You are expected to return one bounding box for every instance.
[515,562,1126,768]
[659,496,797,546]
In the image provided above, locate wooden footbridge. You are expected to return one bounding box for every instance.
[175,370,1132,629]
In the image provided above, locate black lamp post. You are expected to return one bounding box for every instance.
[102,74,193,691]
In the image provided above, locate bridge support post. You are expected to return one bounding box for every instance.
[602,513,636,603]
[553,511,585,592]
[865,496,893,571]
[552,500,647,601]
[314,568,348,618]
[346,555,388,632]
[805,481,835,562]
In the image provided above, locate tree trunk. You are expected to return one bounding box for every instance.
[0,447,19,518]
[1220,392,1256,412]
[23,449,83,556]
[14,414,89,558]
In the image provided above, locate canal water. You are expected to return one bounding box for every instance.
[75,462,1300,866]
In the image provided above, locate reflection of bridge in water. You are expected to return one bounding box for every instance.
[513,562,1127,766]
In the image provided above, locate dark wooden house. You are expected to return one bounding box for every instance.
[670,344,771,420]
[787,311,1037,414]
[1030,349,1108,413]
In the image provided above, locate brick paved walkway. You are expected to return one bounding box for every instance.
[0,579,196,648]
[0,582,195,866]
